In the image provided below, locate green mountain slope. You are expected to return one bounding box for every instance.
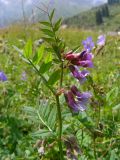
[64,3,120,31]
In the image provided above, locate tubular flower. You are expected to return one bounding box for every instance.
[0,71,7,82]
[64,86,92,112]
[82,37,94,52]
[69,65,89,84]
[64,51,94,68]
[71,86,92,104]
[97,35,106,46]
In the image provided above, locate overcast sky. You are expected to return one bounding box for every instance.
[0,0,107,5]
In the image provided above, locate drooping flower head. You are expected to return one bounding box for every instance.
[64,86,92,112]
[69,65,89,84]
[0,71,7,82]
[97,35,106,46]
[82,37,94,52]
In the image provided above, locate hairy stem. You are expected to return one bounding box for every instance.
[56,95,64,160]
[60,61,64,88]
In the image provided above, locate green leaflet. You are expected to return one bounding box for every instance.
[31,129,52,139]
[40,21,51,27]
[41,29,55,37]
[54,18,62,32]
[23,102,57,139]
[49,9,55,21]
[39,62,52,74]
[24,39,32,58]
[33,45,44,65]
[48,70,61,85]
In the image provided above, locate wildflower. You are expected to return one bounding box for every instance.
[69,65,89,84]
[64,91,81,112]
[97,35,106,46]
[64,51,77,61]
[64,86,91,112]
[71,51,94,68]
[38,146,45,155]
[21,71,27,81]
[0,71,7,82]
[82,37,94,52]
[71,85,92,104]
[64,51,94,68]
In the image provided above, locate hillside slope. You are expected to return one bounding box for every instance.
[64,3,120,31]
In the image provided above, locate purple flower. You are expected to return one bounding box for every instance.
[76,60,94,68]
[97,35,106,46]
[71,86,92,104]
[69,65,89,84]
[21,71,27,81]
[64,91,80,112]
[71,51,94,68]
[64,86,92,112]
[0,71,7,82]
[64,51,94,68]
[82,37,94,52]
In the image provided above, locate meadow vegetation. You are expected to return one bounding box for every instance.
[0,12,120,160]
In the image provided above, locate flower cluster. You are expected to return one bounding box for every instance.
[64,37,95,112]
[0,71,7,82]
[64,86,92,112]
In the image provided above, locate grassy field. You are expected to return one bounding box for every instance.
[0,24,120,160]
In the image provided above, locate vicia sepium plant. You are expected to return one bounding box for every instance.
[15,9,106,159]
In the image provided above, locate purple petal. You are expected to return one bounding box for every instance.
[82,37,95,52]
[77,92,92,104]
[78,70,89,83]
[87,37,93,42]
[65,86,92,113]
[83,53,94,61]
[0,71,7,82]
[71,85,92,104]
[69,66,90,83]
[97,35,106,46]
[21,71,27,81]
[77,60,94,68]
[69,65,80,79]
[77,102,86,111]
[79,50,87,59]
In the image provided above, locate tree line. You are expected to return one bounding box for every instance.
[96,0,120,25]
[108,0,120,5]
[96,4,109,25]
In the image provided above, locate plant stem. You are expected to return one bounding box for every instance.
[98,105,101,127]
[60,61,64,88]
[93,135,97,159]
[56,95,64,160]
[48,13,64,159]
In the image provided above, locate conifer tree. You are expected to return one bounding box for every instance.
[96,10,103,25]
[102,5,109,17]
